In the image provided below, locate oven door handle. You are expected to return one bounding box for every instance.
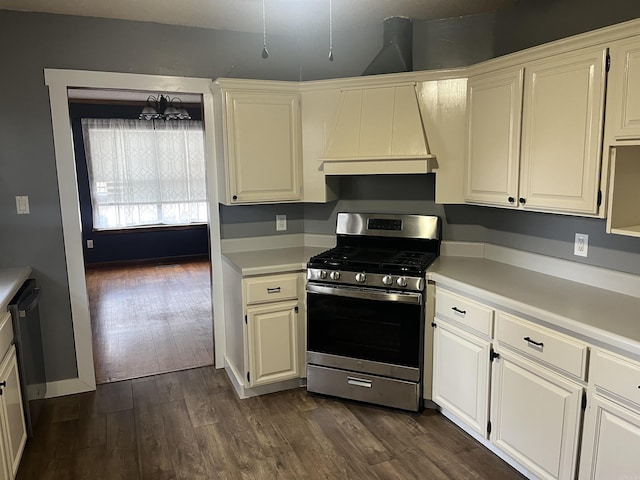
[306,284,422,305]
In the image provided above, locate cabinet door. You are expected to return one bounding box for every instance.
[465,68,523,207]
[432,319,491,437]
[491,352,582,480]
[246,301,299,387]
[607,37,640,140]
[0,346,27,479]
[579,394,640,479]
[225,91,301,203]
[519,47,607,214]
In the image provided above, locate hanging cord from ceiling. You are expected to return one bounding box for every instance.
[329,0,334,61]
[261,0,269,58]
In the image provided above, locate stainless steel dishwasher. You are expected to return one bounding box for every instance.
[9,278,46,436]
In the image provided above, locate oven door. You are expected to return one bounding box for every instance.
[306,283,424,376]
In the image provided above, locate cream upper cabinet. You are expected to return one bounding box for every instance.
[465,68,523,207]
[214,79,302,205]
[465,46,607,215]
[603,37,640,238]
[605,36,640,141]
[519,47,607,214]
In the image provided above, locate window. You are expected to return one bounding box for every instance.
[81,118,207,230]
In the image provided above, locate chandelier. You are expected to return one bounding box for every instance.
[139,94,192,120]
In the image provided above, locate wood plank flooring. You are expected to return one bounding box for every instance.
[85,260,214,384]
[17,366,525,479]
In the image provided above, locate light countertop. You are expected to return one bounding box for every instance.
[223,247,327,276]
[428,256,640,359]
[0,266,32,311]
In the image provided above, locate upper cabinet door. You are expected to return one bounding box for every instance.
[519,47,607,215]
[606,36,640,141]
[465,68,523,207]
[224,90,302,204]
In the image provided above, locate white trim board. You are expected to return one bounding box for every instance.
[44,69,227,397]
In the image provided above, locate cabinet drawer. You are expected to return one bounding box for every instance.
[495,312,588,379]
[435,289,493,337]
[591,349,640,407]
[0,311,13,359]
[245,273,298,305]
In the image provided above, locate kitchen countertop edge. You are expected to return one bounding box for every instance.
[427,256,640,360]
[223,247,326,276]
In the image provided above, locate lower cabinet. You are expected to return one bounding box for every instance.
[579,349,640,479]
[221,259,304,396]
[432,318,491,437]
[432,287,587,480]
[0,346,27,480]
[245,300,299,387]
[491,352,583,480]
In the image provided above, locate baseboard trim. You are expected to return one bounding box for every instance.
[85,253,209,269]
[45,377,95,398]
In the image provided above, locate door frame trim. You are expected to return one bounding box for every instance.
[44,68,226,396]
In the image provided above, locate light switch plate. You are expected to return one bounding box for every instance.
[16,196,30,214]
[276,214,287,231]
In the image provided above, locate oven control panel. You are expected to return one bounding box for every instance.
[307,268,424,292]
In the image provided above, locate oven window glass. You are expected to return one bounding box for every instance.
[307,291,423,367]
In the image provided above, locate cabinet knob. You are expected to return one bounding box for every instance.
[232,195,238,201]
[508,197,515,203]
[519,197,526,204]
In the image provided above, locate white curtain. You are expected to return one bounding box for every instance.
[81,118,207,230]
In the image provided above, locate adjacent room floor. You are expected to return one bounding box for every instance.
[17,366,525,479]
[85,259,214,384]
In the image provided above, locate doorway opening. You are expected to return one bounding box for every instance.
[45,69,226,397]
[68,92,214,383]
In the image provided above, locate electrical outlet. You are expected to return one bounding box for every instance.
[87,239,94,249]
[16,195,30,214]
[276,214,287,231]
[574,233,588,257]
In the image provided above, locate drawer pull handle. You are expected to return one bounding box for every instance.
[452,307,466,315]
[267,287,281,294]
[347,377,372,388]
[524,336,544,348]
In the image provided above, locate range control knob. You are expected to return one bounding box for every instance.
[382,275,393,286]
[355,273,367,283]
[396,277,408,287]
[329,271,341,281]
[318,270,328,279]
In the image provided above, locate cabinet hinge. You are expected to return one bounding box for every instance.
[431,322,437,328]
[487,421,492,435]
[597,190,602,207]
[490,348,500,361]
[247,371,250,383]
[294,306,299,313]
[606,53,611,72]
[581,391,587,411]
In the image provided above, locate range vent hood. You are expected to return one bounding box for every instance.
[321,82,435,175]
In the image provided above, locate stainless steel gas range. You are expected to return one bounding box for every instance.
[305,212,441,411]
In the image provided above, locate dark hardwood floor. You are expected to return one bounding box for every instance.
[17,366,524,479]
[85,260,213,384]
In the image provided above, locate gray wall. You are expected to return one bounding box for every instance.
[0,10,379,381]
[2,4,640,384]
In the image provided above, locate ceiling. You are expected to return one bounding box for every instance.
[0,0,516,34]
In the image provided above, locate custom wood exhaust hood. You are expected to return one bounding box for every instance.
[320,83,436,175]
